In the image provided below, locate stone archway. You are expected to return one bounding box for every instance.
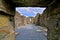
[0,0,60,40]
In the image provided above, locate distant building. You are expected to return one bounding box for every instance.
[14,12,25,28]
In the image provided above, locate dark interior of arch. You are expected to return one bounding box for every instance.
[4,0,56,7]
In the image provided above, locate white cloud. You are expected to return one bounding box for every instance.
[16,7,27,9]
[20,13,23,15]
[33,11,42,15]
[25,15,29,17]
[16,7,31,13]
[16,7,46,17]
[25,9,30,12]
[33,11,38,14]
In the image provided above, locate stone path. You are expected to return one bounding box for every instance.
[15,24,47,40]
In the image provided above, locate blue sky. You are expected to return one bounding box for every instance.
[16,7,46,17]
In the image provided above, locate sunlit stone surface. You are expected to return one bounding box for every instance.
[15,24,47,40]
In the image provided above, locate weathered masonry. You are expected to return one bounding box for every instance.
[33,0,60,40]
[0,0,15,40]
[15,11,25,28]
[0,0,60,40]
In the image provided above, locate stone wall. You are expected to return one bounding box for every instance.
[15,12,31,28]
[34,0,60,40]
[47,5,60,40]
[0,0,15,40]
[31,17,35,24]
[14,12,26,28]
[24,17,30,25]
[34,13,42,25]
[41,1,60,40]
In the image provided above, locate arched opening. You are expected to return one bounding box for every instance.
[15,7,47,40]
[0,0,59,40]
